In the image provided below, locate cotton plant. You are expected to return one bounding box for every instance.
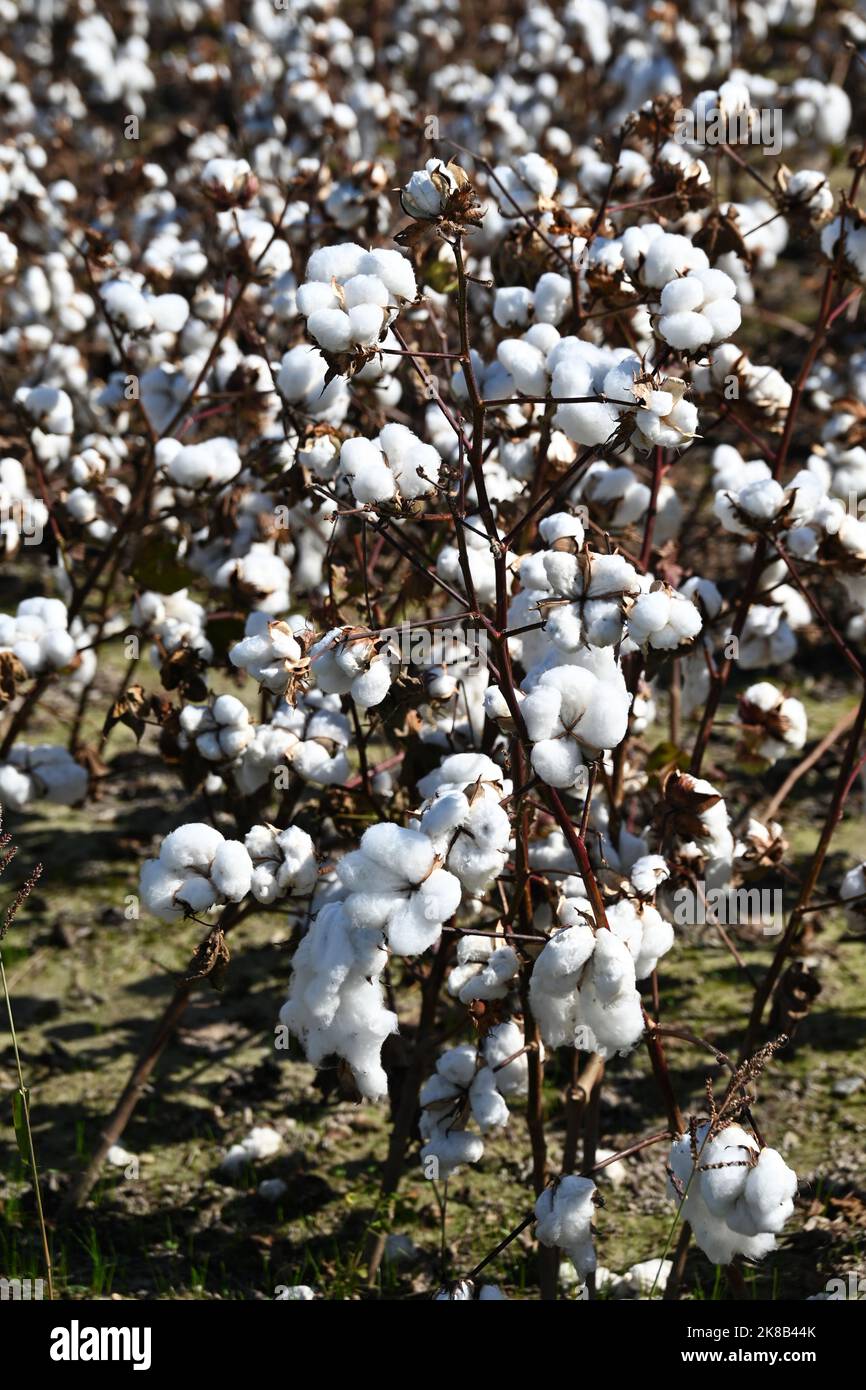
[133,590,213,666]
[337,821,462,957]
[420,1028,527,1178]
[3,0,862,1302]
[413,752,513,898]
[279,901,397,1101]
[229,612,312,697]
[178,695,254,764]
[535,1176,599,1280]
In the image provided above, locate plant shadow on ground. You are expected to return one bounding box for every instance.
[1,681,865,1299]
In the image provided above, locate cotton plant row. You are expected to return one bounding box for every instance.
[2,0,865,1301]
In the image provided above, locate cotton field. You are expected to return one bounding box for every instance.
[0,0,865,1319]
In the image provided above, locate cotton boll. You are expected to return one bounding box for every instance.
[210,839,254,901]
[307,307,353,352]
[469,1067,510,1131]
[493,286,534,328]
[534,1176,597,1278]
[496,338,548,397]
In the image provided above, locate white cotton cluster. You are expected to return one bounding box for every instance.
[522,519,641,651]
[493,152,559,210]
[311,627,397,710]
[220,1124,281,1177]
[534,1176,598,1279]
[656,267,740,352]
[179,694,254,763]
[493,271,572,329]
[668,1123,798,1265]
[0,744,88,811]
[0,597,76,676]
[244,824,318,905]
[420,1026,526,1178]
[738,682,807,762]
[235,692,352,793]
[400,158,463,220]
[230,612,310,695]
[839,862,866,932]
[299,242,416,354]
[737,601,800,669]
[714,467,822,537]
[277,346,350,424]
[280,901,397,1100]
[529,904,647,1059]
[821,214,866,285]
[133,589,213,665]
[337,821,462,956]
[447,934,520,1004]
[783,169,833,223]
[0,457,47,556]
[140,822,254,920]
[626,584,702,651]
[517,648,631,788]
[658,771,735,895]
[156,436,242,490]
[14,387,74,460]
[200,156,256,204]
[437,513,516,606]
[212,542,291,614]
[573,461,682,544]
[339,422,440,505]
[100,279,190,336]
[692,345,792,420]
[414,752,513,896]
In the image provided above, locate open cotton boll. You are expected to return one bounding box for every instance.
[535,1176,598,1278]
[338,821,462,956]
[0,744,88,811]
[667,1122,796,1264]
[139,823,252,920]
[840,862,866,931]
[281,902,396,1100]
[483,1020,532,1095]
[739,682,807,762]
[493,285,534,328]
[468,1067,510,1131]
[642,234,709,289]
[162,436,242,489]
[496,338,548,397]
[627,585,702,650]
[530,921,595,1046]
[307,307,353,353]
[630,854,670,899]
